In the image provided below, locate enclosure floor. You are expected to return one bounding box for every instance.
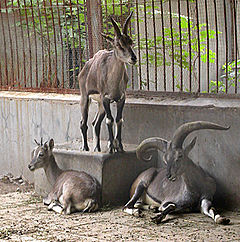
[0,177,240,241]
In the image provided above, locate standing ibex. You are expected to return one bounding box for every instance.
[79,12,137,153]
[123,121,230,225]
[28,138,101,214]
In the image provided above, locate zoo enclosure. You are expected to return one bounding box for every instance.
[0,0,239,94]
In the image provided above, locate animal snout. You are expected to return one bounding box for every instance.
[131,55,137,64]
[28,164,34,171]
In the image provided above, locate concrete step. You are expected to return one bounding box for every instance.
[34,139,158,205]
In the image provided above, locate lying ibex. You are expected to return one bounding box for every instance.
[124,121,230,225]
[79,12,137,153]
[28,138,101,214]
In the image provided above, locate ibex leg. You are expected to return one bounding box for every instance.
[92,102,106,152]
[116,96,125,152]
[103,97,115,153]
[201,199,230,225]
[80,95,90,151]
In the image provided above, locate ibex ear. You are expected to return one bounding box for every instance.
[49,139,54,150]
[101,33,114,45]
[184,137,197,156]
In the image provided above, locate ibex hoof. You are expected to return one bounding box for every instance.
[215,216,230,225]
[82,146,90,151]
[151,213,165,224]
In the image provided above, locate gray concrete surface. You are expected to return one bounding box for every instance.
[1,91,240,209]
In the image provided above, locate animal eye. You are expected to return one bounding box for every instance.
[39,152,44,157]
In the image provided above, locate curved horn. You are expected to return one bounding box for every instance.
[123,11,133,35]
[110,16,121,37]
[136,137,168,162]
[171,121,230,149]
[34,139,40,146]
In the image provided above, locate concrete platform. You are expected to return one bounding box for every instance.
[34,140,157,205]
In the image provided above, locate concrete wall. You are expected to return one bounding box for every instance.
[1,91,240,209]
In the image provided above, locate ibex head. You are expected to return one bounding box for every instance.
[28,138,54,171]
[136,121,230,181]
[101,11,137,65]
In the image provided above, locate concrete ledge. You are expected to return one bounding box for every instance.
[34,140,157,205]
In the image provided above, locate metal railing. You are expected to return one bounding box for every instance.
[0,0,239,94]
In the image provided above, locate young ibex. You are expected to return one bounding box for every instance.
[124,121,230,225]
[28,138,101,214]
[79,12,137,153]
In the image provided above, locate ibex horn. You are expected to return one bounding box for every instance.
[171,121,230,149]
[136,137,168,162]
[123,11,133,35]
[110,16,121,37]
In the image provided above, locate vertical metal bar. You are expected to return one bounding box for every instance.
[223,0,229,93]
[143,0,149,90]
[160,0,166,91]
[112,0,115,15]
[36,0,45,86]
[76,0,83,69]
[23,0,33,87]
[151,0,157,91]
[135,0,142,89]
[127,0,134,90]
[169,0,175,92]
[204,0,209,92]
[213,0,219,93]
[17,0,27,87]
[120,0,123,27]
[63,2,71,86]
[83,0,89,60]
[195,0,201,92]
[86,0,94,58]
[69,0,77,88]
[0,2,8,86]
[178,0,183,91]
[56,0,64,89]
[104,0,110,50]
[30,0,38,88]
[232,0,238,93]
[11,0,20,87]
[186,0,192,92]
[49,0,58,88]
[43,0,52,87]
[4,0,14,87]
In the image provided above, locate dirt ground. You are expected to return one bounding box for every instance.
[0,175,240,242]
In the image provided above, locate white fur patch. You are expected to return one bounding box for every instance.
[51,205,64,214]
[123,208,140,217]
[106,118,113,125]
[214,214,221,222]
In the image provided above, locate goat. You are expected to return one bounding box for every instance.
[123,121,230,225]
[78,12,137,153]
[28,138,101,214]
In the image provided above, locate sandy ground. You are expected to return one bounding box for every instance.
[0,175,240,242]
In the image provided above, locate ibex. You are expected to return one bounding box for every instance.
[79,12,137,153]
[28,138,101,214]
[123,121,230,225]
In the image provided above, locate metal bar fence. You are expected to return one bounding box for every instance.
[0,0,239,95]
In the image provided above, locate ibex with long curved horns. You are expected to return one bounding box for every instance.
[79,12,137,153]
[28,138,101,214]
[123,121,230,225]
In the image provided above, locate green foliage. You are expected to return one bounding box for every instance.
[133,7,218,78]
[210,59,240,93]
[6,0,86,50]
